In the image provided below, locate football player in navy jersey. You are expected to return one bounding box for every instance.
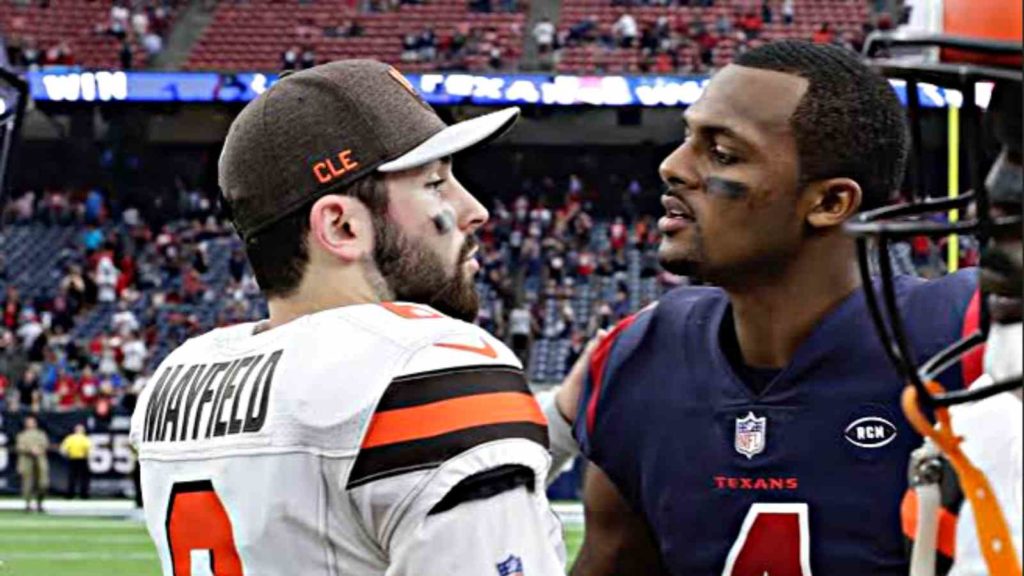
[563,40,979,576]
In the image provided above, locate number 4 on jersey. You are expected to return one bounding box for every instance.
[723,503,812,576]
[166,481,243,576]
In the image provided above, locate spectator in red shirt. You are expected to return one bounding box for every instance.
[812,23,835,44]
[118,252,136,289]
[876,11,894,31]
[635,217,651,247]
[79,365,100,408]
[48,41,74,66]
[610,216,628,252]
[742,11,763,38]
[182,265,205,304]
[694,26,719,65]
[54,369,80,411]
[88,333,106,363]
[2,287,20,330]
[94,385,113,419]
[151,6,170,35]
[577,250,596,277]
[653,51,674,74]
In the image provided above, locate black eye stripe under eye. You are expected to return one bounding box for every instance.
[704,176,749,198]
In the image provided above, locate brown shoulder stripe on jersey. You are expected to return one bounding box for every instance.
[380,365,528,410]
[347,366,548,488]
[348,422,547,488]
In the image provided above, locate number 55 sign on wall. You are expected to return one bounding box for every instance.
[0,410,137,497]
[89,433,136,475]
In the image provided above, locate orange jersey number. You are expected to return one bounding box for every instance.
[166,481,244,576]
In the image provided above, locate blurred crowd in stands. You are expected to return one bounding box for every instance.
[4,35,76,69]
[3,37,76,69]
[100,0,176,67]
[0,186,245,416]
[360,0,519,13]
[473,183,671,370]
[399,23,513,70]
[277,13,518,72]
[0,158,966,417]
[3,0,903,74]
[4,0,177,71]
[536,0,897,73]
[0,175,674,416]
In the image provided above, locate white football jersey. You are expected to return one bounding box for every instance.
[949,322,1023,576]
[130,302,565,576]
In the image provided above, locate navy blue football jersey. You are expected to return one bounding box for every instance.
[574,271,977,576]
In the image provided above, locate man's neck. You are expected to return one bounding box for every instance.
[724,241,862,369]
[263,269,387,332]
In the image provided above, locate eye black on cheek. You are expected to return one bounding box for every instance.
[703,176,750,199]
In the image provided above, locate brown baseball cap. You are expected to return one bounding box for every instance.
[218,60,519,241]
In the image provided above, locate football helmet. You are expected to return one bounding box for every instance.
[846,33,1022,409]
[848,22,1022,576]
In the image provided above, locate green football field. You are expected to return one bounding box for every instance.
[0,511,584,575]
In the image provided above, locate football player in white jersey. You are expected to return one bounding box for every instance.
[900,85,1023,576]
[847,41,1022,576]
[130,60,581,576]
[940,80,1022,576]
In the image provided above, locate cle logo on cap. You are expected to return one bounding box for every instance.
[313,149,360,185]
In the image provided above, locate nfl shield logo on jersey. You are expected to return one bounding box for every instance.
[496,554,524,576]
[735,412,767,459]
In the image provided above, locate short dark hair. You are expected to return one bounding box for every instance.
[243,174,389,299]
[734,41,909,211]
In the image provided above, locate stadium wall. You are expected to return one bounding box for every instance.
[0,410,136,498]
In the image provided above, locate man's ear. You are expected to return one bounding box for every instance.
[803,178,863,230]
[308,195,373,263]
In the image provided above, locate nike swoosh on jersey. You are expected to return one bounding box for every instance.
[433,337,498,359]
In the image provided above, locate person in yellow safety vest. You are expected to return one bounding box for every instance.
[60,424,92,499]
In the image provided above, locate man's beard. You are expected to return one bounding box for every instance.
[658,249,701,279]
[657,229,705,280]
[368,215,480,322]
